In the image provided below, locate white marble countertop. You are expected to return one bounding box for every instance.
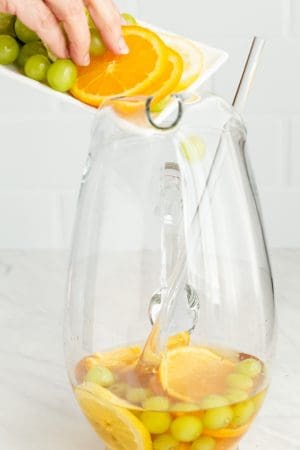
[0,249,299,449]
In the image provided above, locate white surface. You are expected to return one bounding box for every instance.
[0,249,299,449]
[0,0,300,249]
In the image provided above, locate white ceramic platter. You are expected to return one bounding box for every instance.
[0,21,228,114]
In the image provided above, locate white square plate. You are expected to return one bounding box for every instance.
[0,22,228,113]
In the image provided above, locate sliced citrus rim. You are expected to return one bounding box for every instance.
[159,32,204,91]
[75,346,142,383]
[112,46,183,115]
[75,382,151,450]
[71,25,169,107]
[167,331,190,350]
[203,422,250,439]
[159,346,235,402]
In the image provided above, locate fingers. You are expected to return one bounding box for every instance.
[12,0,68,59]
[45,0,90,66]
[85,0,128,55]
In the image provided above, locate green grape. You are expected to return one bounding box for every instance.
[17,41,47,68]
[151,96,171,113]
[84,365,115,387]
[109,382,128,397]
[0,35,19,65]
[24,54,50,81]
[90,29,106,56]
[170,415,203,442]
[191,436,216,450]
[153,434,179,450]
[126,387,150,404]
[47,59,77,92]
[122,13,137,25]
[141,411,172,434]
[202,406,233,430]
[236,358,262,378]
[142,396,170,411]
[200,395,229,409]
[15,18,38,43]
[180,135,206,162]
[224,388,249,404]
[226,373,254,391]
[170,402,200,413]
[230,400,255,428]
[0,13,15,36]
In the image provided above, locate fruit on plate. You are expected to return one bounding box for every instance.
[0,35,19,65]
[70,25,171,107]
[159,32,204,91]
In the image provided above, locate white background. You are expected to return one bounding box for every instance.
[0,0,299,249]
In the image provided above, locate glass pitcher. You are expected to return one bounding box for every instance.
[64,94,276,450]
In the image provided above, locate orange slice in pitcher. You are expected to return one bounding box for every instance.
[75,346,142,382]
[159,346,235,402]
[203,423,250,439]
[71,25,169,107]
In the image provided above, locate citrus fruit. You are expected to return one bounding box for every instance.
[159,347,235,402]
[75,383,151,450]
[113,47,183,114]
[71,25,169,107]
[94,345,142,370]
[159,32,204,91]
[78,381,141,410]
[75,346,141,382]
[203,423,250,439]
[167,331,190,350]
[142,47,183,104]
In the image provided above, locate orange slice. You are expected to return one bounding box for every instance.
[75,346,141,382]
[112,47,183,115]
[71,25,169,107]
[167,331,190,350]
[159,346,235,402]
[159,32,204,91]
[203,423,250,439]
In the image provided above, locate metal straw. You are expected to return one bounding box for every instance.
[232,37,265,111]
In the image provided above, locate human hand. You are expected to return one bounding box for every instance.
[0,0,128,66]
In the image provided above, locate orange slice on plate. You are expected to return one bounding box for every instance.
[159,346,235,402]
[159,32,204,91]
[113,46,183,114]
[71,25,169,107]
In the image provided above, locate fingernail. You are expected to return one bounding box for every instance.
[118,37,129,54]
[82,53,90,66]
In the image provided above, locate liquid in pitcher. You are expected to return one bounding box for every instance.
[74,334,267,450]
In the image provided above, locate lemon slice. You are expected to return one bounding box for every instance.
[159,32,204,91]
[75,383,152,450]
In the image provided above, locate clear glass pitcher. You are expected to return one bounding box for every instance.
[64,94,276,450]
